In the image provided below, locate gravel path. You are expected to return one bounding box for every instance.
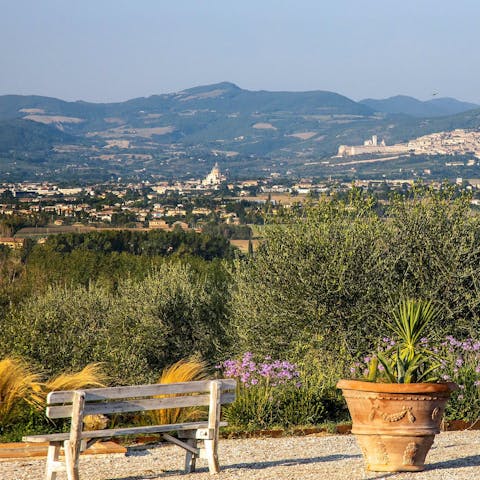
[1,431,479,480]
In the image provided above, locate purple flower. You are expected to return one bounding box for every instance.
[455,358,464,367]
[218,353,300,388]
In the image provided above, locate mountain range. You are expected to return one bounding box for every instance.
[359,95,479,117]
[0,82,479,181]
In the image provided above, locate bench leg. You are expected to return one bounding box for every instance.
[45,442,61,480]
[205,380,221,474]
[204,439,220,474]
[64,440,80,480]
[184,439,197,473]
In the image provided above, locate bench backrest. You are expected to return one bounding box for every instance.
[46,379,237,419]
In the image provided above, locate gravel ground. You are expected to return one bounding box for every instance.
[1,431,479,480]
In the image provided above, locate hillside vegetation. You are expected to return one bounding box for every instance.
[1,83,480,180]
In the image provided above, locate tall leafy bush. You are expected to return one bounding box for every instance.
[230,188,480,363]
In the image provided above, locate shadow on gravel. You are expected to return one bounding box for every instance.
[108,454,363,479]
[223,453,362,471]
[427,454,480,470]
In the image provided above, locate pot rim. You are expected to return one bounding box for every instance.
[337,379,458,394]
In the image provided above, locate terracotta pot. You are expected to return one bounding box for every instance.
[337,379,457,472]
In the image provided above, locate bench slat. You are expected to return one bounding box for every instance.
[47,379,236,404]
[47,392,236,419]
[23,421,228,443]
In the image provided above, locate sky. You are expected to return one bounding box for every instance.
[1,0,479,104]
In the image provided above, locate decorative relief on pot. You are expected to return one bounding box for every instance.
[360,445,369,464]
[381,406,416,423]
[431,407,440,421]
[403,442,418,465]
[346,394,444,401]
[375,439,389,465]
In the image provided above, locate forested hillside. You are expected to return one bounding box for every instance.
[1,83,480,180]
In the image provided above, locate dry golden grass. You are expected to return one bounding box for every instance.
[43,364,108,430]
[0,357,42,424]
[148,358,208,425]
[0,360,108,429]
[43,363,106,395]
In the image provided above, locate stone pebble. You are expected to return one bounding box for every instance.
[0,431,479,480]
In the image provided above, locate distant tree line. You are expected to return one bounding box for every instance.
[41,228,236,260]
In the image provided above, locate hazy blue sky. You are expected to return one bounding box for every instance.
[1,0,478,103]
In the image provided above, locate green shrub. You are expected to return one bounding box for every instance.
[0,260,231,384]
[230,187,480,362]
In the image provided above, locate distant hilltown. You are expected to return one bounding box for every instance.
[337,129,480,158]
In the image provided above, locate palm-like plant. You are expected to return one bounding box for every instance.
[376,299,442,383]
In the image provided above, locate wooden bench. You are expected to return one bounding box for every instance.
[23,379,236,480]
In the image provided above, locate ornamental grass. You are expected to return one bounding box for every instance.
[0,357,42,425]
[42,363,106,395]
[148,358,208,425]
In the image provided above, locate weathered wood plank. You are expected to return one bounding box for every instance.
[161,433,200,455]
[9,440,127,456]
[204,380,221,474]
[47,460,66,473]
[184,438,197,473]
[23,421,228,443]
[47,392,235,418]
[46,442,62,480]
[47,379,236,404]
[65,391,85,480]
[178,428,214,440]
[48,395,209,419]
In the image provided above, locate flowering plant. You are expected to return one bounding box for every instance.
[218,352,300,387]
[436,335,480,421]
[217,353,327,429]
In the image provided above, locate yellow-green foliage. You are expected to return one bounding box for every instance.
[148,358,208,425]
[0,357,42,424]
